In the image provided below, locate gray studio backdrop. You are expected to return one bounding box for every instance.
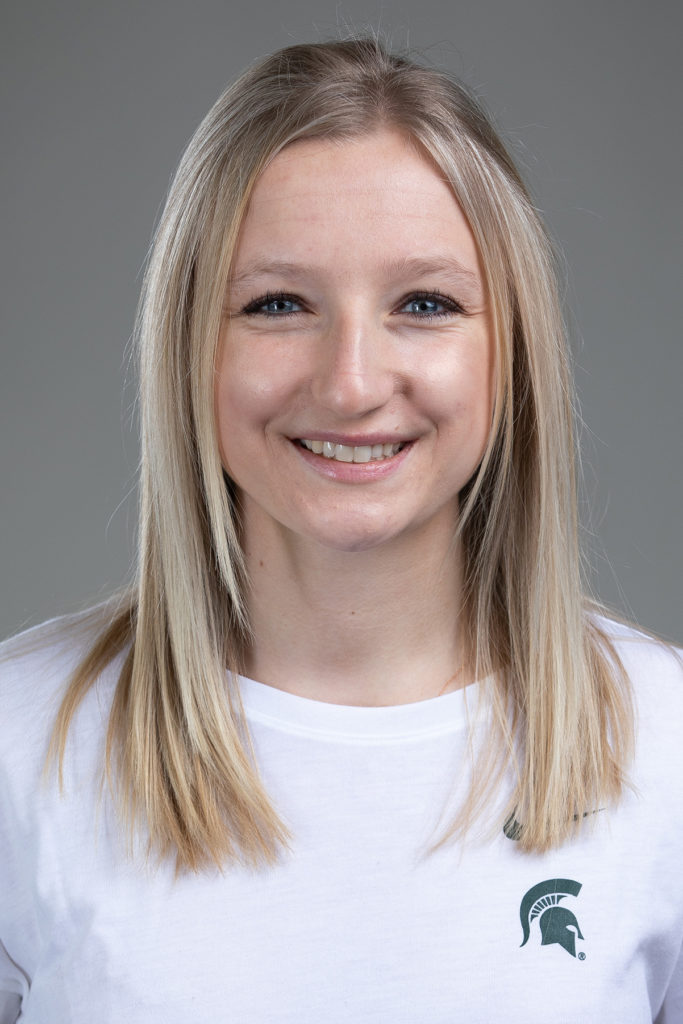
[2,0,681,642]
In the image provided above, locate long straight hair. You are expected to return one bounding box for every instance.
[46,37,633,871]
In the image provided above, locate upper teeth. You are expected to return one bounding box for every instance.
[300,440,403,463]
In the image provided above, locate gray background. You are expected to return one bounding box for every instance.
[2,0,681,642]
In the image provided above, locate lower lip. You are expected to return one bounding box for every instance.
[292,441,414,482]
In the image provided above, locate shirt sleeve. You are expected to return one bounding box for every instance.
[655,936,683,1023]
[0,996,21,1024]
[0,658,35,1024]
[0,941,26,1024]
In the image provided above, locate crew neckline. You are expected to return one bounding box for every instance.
[237,674,486,741]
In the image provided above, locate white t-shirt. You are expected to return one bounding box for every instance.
[1,619,682,1023]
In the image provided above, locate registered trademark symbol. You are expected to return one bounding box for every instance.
[578,952,586,961]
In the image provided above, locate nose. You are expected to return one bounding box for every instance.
[310,312,396,418]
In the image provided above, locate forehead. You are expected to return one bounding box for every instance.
[230,129,484,297]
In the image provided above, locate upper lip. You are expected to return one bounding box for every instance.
[292,432,413,446]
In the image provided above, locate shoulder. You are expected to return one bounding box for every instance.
[593,614,683,793]
[0,615,90,738]
[0,609,123,801]
[592,614,683,707]
[0,607,115,708]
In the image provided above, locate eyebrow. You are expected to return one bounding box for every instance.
[229,254,482,292]
[382,255,480,285]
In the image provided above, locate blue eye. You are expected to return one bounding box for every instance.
[406,297,442,315]
[242,293,303,316]
[400,292,465,318]
[239,289,467,319]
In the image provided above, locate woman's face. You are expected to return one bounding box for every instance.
[216,129,493,555]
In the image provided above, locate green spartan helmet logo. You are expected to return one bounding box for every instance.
[519,879,585,958]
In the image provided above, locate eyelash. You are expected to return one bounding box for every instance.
[399,291,468,319]
[240,290,468,320]
[241,292,306,317]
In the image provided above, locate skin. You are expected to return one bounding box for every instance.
[215,129,494,705]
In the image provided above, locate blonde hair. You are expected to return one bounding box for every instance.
[47,37,633,870]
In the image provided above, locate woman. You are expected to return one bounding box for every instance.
[1,37,681,1023]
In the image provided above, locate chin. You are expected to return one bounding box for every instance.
[306,529,395,555]
[303,512,419,555]
[324,535,396,554]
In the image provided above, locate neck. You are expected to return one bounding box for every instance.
[241,507,467,706]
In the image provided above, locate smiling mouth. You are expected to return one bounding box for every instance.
[298,439,407,463]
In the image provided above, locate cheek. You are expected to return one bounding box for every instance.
[214,341,296,473]
[460,336,496,449]
[424,344,494,440]
[214,345,252,473]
